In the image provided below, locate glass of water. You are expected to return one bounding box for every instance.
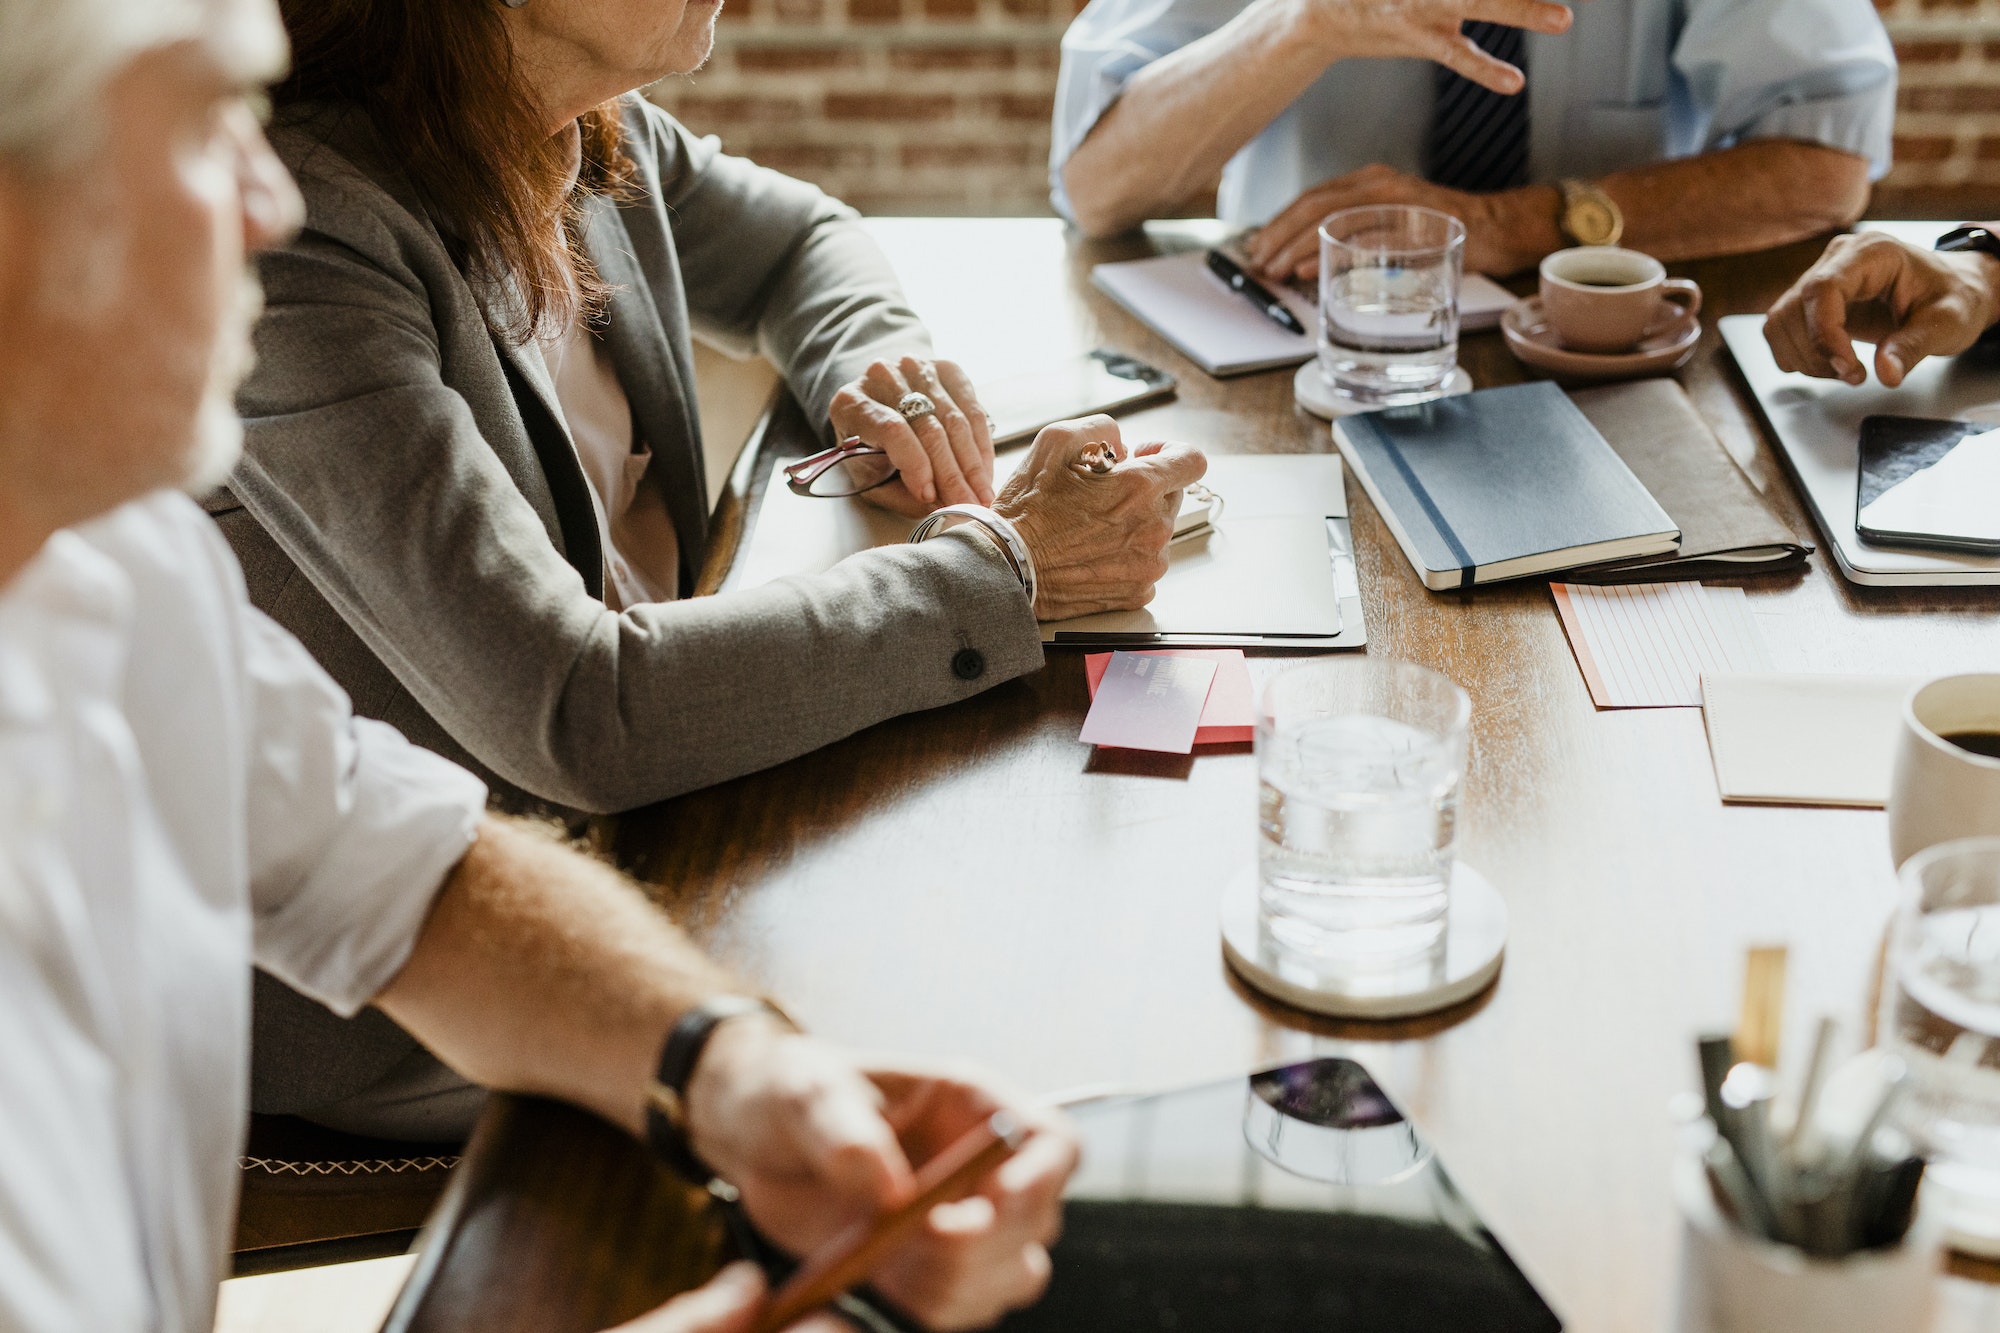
[1317,205,1465,407]
[1256,659,1470,971]
[1883,836,2000,1253]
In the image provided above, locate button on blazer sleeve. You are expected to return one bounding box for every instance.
[229,107,1043,817]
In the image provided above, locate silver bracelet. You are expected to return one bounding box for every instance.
[909,504,1036,610]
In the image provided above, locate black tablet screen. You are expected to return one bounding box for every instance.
[995,1058,1562,1333]
[1857,415,2000,554]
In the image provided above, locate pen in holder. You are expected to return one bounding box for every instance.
[1675,948,1942,1333]
[1674,1151,1940,1333]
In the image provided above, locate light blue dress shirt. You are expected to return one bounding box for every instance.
[1050,0,1898,226]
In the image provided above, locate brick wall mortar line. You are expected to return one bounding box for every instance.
[1884,15,2000,38]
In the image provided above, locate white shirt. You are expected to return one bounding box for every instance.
[0,492,486,1333]
[1051,0,1898,225]
[542,319,681,612]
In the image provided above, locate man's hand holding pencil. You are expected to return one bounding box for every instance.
[613,1019,1079,1333]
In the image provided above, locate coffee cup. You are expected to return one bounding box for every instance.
[1539,247,1701,354]
[1889,673,2000,867]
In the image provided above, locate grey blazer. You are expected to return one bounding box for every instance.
[218,96,1043,1120]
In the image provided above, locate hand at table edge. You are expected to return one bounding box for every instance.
[682,1024,1079,1330]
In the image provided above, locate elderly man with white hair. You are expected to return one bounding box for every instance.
[0,2,1076,1331]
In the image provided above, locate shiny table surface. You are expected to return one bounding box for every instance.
[411,220,2000,1333]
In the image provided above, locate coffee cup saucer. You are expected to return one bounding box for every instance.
[1501,295,1700,382]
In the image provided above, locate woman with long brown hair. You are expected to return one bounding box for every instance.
[221,0,1202,1137]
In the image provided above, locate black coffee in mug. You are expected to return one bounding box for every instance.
[1944,731,2000,760]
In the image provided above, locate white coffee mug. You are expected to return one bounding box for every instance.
[1889,673,2000,868]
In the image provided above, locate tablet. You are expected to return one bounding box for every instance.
[979,349,1176,446]
[995,1058,1563,1331]
[1857,415,2000,555]
[727,1059,1561,1331]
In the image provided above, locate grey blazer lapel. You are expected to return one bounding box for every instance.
[585,200,711,582]
[487,321,606,600]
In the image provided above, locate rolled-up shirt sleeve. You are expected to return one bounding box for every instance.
[238,603,487,1018]
[1050,0,1224,222]
[1671,0,1897,178]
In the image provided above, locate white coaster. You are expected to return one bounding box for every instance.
[1221,863,1507,1020]
[1294,363,1474,420]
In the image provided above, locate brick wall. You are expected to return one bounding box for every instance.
[651,2,2000,220]
[647,0,1079,216]
[1877,0,2000,217]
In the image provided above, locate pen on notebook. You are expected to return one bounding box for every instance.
[751,1109,1031,1333]
[1205,250,1306,337]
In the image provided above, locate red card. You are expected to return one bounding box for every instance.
[1084,649,1255,745]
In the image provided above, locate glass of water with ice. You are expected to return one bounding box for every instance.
[1318,205,1465,408]
[1883,836,2000,1254]
[1256,659,1470,972]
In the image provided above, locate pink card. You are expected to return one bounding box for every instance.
[1085,649,1255,745]
[1079,651,1218,753]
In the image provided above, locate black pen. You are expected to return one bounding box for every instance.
[1206,250,1306,337]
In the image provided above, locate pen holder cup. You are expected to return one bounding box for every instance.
[1673,1155,1942,1333]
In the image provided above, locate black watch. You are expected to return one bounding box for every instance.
[1936,225,2000,342]
[643,995,795,1184]
[1937,224,2000,258]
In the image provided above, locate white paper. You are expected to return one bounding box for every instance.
[1091,253,1315,375]
[1701,672,1922,806]
[725,452,1352,643]
[1458,273,1517,331]
[1550,581,1773,708]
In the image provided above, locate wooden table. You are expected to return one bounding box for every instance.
[386,220,2000,1333]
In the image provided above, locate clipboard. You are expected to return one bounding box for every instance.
[722,452,1366,650]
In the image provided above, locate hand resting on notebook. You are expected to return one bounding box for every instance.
[991,415,1209,620]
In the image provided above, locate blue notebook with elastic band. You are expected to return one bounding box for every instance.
[1332,382,1679,590]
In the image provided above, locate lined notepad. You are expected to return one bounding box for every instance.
[1550,582,1772,708]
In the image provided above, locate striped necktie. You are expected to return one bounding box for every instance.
[1426,22,1530,193]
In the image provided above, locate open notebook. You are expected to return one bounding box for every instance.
[1092,249,1519,378]
[723,451,1366,648]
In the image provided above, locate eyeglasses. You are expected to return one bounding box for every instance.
[784,437,898,498]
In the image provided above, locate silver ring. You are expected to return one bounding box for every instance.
[1076,442,1116,476]
[897,391,937,421]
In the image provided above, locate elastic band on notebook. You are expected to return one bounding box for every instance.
[1367,425,1476,587]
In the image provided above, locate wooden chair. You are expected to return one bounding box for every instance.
[232,1114,463,1277]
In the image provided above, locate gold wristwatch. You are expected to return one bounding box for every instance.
[1557,178,1623,247]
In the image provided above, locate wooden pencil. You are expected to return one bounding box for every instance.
[751,1110,1030,1333]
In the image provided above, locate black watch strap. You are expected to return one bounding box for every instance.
[1935,226,2000,343]
[644,996,793,1183]
[1936,224,2000,258]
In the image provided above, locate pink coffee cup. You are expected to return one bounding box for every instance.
[1539,247,1701,354]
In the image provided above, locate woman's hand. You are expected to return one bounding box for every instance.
[828,355,996,517]
[993,416,1207,622]
[681,1018,1077,1331]
[1764,230,2000,387]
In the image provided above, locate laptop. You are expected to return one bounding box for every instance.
[1720,312,2000,588]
